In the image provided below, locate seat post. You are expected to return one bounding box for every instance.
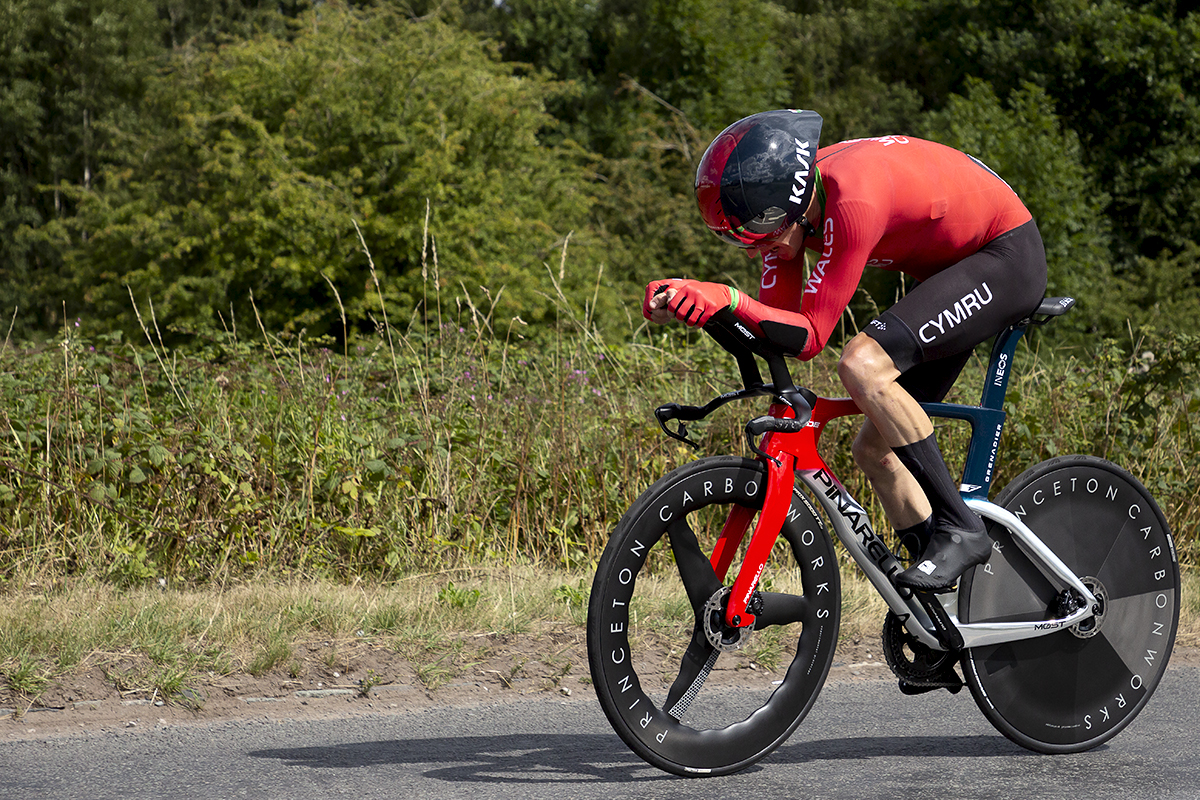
[979,322,1028,411]
[921,326,1026,499]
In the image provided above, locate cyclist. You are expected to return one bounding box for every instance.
[643,109,1047,592]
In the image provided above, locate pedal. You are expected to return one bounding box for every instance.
[898,673,963,696]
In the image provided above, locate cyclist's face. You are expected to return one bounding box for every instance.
[746,221,807,261]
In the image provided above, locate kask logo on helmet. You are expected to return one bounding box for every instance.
[789,138,813,207]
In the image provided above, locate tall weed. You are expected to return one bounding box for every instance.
[0,302,1195,587]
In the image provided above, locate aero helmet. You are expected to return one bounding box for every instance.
[695,109,823,247]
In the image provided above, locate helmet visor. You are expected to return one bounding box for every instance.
[711,222,786,249]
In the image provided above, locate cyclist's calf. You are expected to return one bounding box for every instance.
[850,421,895,475]
[851,421,932,530]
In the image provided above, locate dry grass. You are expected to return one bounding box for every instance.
[0,567,586,700]
[1179,567,1200,648]
[8,561,1189,705]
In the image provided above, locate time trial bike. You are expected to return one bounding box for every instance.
[586,297,1180,776]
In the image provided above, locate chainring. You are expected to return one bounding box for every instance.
[881,611,958,683]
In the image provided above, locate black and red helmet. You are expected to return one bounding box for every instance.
[695,109,823,247]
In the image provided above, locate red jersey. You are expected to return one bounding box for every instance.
[757,136,1032,360]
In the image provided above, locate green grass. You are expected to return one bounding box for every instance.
[0,564,1195,704]
[0,291,1196,587]
[0,286,1196,703]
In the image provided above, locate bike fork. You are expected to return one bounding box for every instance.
[712,452,797,629]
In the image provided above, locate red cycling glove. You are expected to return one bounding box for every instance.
[643,279,736,328]
[644,278,820,359]
[642,280,677,320]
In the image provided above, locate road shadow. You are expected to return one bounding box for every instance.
[774,733,1033,763]
[249,732,1025,784]
[252,733,668,784]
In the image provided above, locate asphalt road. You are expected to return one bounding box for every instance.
[3,667,1197,800]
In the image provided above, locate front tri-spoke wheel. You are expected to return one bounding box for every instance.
[587,457,840,776]
[960,456,1180,753]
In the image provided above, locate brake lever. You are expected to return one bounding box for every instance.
[655,404,701,448]
[744,415,808,466]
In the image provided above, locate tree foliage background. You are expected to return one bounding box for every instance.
[2,0,1198,344]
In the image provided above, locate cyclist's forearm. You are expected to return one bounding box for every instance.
[728,290,821,360]
[643,278,822,361]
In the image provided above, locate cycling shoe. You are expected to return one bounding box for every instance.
[895,526,992,592]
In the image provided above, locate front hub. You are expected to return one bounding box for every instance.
[702,587,755,651]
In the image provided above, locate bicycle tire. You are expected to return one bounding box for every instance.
[587,456,840,776]
[960,455,1180,753]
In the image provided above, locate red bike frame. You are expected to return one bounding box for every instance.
[711,396,862,628]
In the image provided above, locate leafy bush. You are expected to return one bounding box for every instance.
[42,3,613,340]
[0,288,1195,587]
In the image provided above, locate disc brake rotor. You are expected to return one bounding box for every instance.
[702,587,755,652]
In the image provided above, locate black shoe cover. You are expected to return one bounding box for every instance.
[895,517,935,561]
[895,526,992,591]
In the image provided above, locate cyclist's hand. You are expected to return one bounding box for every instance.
[659,280,732,327]
[643,280,681,324]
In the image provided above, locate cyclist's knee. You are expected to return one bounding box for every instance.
[838,333,897,397]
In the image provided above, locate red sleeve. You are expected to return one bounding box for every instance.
[728,137,1029,359]
[733,199,883,361]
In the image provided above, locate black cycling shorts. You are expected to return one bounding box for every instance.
[863,219,1047,403]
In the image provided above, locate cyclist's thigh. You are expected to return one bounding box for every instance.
[864,218,1048,372]
[897,350,972,403]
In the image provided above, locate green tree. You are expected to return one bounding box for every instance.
[941,0,1200,263]
[778,0,1200,334]
[961,0,1200,333]
[0,0,161,331]
[1105,243,1200,335]
[464,0,797,304]
[467,0,790,153]
[922,80,1112,318]
[596,0,791,136]
[156,0,314,49]
[776,0,924,142]
[49,3,609,338]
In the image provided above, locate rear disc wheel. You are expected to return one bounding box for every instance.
[960,456,1180,753]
